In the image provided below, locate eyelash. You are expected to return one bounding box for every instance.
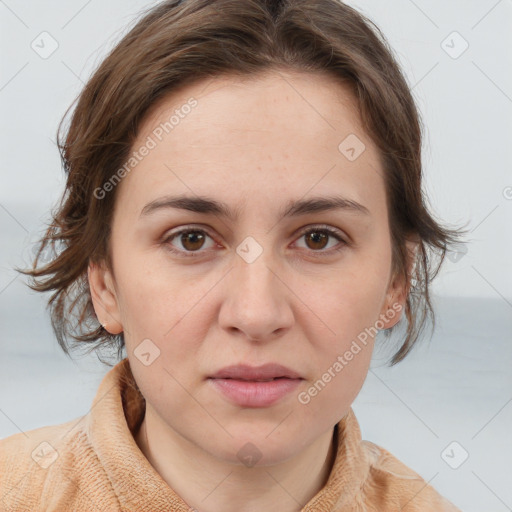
[161,224,349,259]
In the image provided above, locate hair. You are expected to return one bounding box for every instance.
[17,0,467,366]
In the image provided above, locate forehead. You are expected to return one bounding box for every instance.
[115,70,385,219]
[139,69,366,146]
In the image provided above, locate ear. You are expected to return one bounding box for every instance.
[88,261,123,334]
[378,238,419,329]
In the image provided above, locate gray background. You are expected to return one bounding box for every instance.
[1,1,512,511]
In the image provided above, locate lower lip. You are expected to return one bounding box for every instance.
[208,378,302,407]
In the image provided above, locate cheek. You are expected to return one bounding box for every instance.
[297,333,374,424]
[341,242,392,314]
[116,262,215,374]
[113,249,181,330]
[297,249,389,394]
[307,260,390,344]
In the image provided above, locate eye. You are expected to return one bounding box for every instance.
[163,227,217,257]
[294,225,348,255]
[162,224,348,258]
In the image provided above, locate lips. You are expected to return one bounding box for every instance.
[208,363,303,408]
[209,363,302,381]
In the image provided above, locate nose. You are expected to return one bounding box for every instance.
[218,249,294,343]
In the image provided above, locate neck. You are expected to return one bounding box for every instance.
[134,406,337,512]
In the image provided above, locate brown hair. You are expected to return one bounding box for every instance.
[17,0,466,366]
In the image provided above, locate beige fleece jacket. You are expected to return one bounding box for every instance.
[0,358,461,511]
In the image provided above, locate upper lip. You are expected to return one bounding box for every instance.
[209,363,303,381]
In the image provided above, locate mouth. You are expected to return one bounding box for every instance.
[208,363,304,408]
[220,377,291,382]
[209,363,303,381]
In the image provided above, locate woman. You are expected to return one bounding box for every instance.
[1,0,465,510]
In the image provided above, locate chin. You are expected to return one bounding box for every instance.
[212,438,301,468]
[205,422,310,467]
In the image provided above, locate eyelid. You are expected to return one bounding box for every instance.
[296,224,346,241]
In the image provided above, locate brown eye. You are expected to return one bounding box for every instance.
[164,228,216,257]
[295,226,347,255]
[163,224,347,259]
[304,231,329,250]
[180,231,206,251]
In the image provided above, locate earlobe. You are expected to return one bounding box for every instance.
[380,289,405,330]
[87,261,123,334]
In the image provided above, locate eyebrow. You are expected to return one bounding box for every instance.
[139,194,370,221]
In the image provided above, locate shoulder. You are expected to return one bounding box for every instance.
[0,418,116,511]
[360,440,461,512]
[1,421,68,510]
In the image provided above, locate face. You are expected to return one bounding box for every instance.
[89,70,407,465]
